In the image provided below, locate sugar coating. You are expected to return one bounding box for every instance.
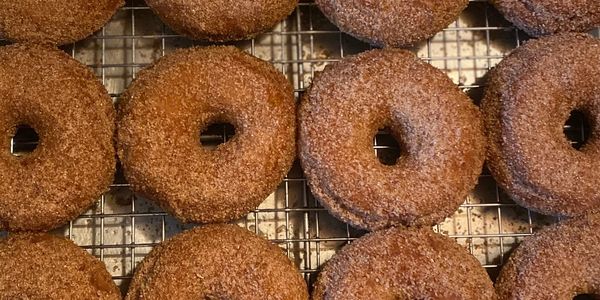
[496,213,600,299]
[315,0,468,47]
[313,227,497,299]
[491,0,600,37]
[146,0,297,42]
[0,0,124,45]
[0,44,116,232]
[482,33,600,217]
[0,233,120,299]
[126,224,308,299]
[299,48,485,231]
[117,46,296,224]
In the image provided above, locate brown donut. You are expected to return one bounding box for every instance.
[313,227,497,299]
[126,224,308,299]
[482,33,600,217]
[0,44,115,232]
[145,0,297,42]
[496,213,600,299]
[0,233,120,299]
[315,0,468,47]
[491,0,600,37]
[299,49,485,231]
[0,0,123,45]
[117,46,295,224]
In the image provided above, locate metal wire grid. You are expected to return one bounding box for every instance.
[4,0,599,292]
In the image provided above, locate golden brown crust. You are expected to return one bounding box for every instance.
[0,44,116,232]
[146,0,297,41]
[313,227,497,299]
[0,233,120,299]
[482,33,600,217]
[299,49,485,231]
[496,213,600,299]
[491,0,600,37]
[315,0,468,47]
[117,46,296,224]
[0,0,124,45]
[126,224,308,299]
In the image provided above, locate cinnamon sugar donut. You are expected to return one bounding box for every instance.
[313,227,497,299]
[0,44,116,232]
[491,0,600,37]
[126,224,308,299]
[146,0,297,41]
[482,33,600,217]
[315,0,469,47]
[118,46,295,224]
[0,233,120,299]
[496,213,600,299]
[0,0,123,45]
[299,49,485,231]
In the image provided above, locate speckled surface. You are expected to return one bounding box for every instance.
[0,233,120,299]
[0,0,124,45]
[313,227,496,299]
[117,46,296,225]
[491,0,600,37]
[0,44,115,232]
[1,0,599,295]
[126,224,308,299]
[299,48,485,231]
[482,33,600,218]
[315,0,469,47]
[496,213,600,299]
[145,0,297,41]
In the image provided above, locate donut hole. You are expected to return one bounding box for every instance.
[574,294,600,300]
[373,127,402,166]
[199,122,236,150]
[10,124,39,156]
[564,110,591,150]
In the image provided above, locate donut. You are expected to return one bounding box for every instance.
[145,0,297,41]
[496,213,600,299]
[313,227,496,299]
[491,0,600,37]
[0,44,115,232]
[299,49,485,231]
[0,233,120,299]
[117,46,295,224]
[315,0,469,47]
[0,0,124,45]
[126,224,308,299]
[482,33,600,217]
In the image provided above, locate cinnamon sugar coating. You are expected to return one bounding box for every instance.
[315,0,468,47]
[313,227,497,299]
[0,233,120,299]
[0,0,123,45]
[0,44,116,232]
[299,49,485,231]
[126,224,308,299]
[482,33,600,217]
[491,0,600,37]
[496,213,600,299]
[146,0,297,41]
[117,46,296,224]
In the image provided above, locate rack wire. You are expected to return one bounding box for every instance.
[5,0,599,293]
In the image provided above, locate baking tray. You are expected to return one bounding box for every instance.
[4,0,599,293]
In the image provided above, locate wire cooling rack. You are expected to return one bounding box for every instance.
[5,0,600,293]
